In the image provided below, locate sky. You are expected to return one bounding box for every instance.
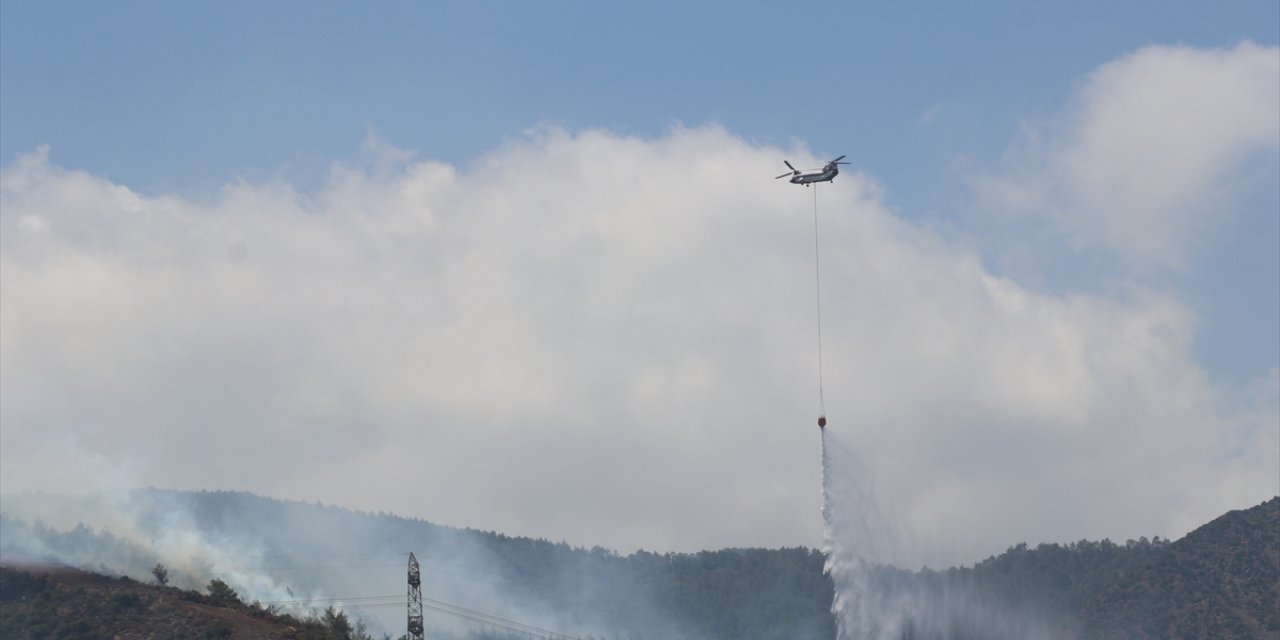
[1,1,1278,568]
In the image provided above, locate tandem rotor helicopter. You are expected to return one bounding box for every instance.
[775,155,849,186]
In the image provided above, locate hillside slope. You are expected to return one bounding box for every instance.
[0,563,362,639]
[1079,497,1280,639]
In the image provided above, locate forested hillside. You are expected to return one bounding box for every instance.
[1,491,1275,639]
[1079,497,1280,639]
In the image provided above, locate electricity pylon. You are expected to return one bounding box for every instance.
[408,552,424,639]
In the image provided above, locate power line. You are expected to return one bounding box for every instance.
[258,593,582,639]
[421,596,581,640]
[420,562,641,622]
[234,553,645,625]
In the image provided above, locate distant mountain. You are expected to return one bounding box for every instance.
[1079,497,1279,639]
[1,490,1275,639]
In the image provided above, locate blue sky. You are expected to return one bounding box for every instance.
[4,1,1275,194]
[1,1,1278,564]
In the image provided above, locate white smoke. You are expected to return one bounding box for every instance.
[0,488,712,639]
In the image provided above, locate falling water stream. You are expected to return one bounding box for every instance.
[819,429,1062,640]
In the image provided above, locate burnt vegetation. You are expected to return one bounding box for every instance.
[0,565,378,639]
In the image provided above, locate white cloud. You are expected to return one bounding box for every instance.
[974,41,1280,271]
[2,124,1276,566]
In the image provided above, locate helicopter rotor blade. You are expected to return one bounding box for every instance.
[830,155,846,163]
[775,172,795,179]
[784,160,797,172]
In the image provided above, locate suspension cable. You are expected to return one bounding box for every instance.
[813,184,826,418]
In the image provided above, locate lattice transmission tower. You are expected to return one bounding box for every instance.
[408,552,424,639]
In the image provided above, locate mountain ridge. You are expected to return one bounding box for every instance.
[1,490,1275,639]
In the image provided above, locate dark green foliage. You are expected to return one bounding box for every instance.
[205,578,241,606]
[949,535,1171,618]
[322,605,354,638]
[459,531,835,639]
[653,547,835,639]
[151,562,169,586]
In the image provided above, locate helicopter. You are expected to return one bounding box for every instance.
[775,155,849,186]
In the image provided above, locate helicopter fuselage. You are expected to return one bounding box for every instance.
[789,164,840,185]
[776,155,848,186]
